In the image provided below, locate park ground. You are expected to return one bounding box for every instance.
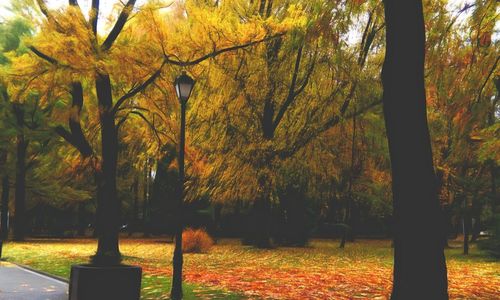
[2,238,499,299]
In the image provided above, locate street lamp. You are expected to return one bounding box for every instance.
[171,72,195,300]
[174,72,195,103]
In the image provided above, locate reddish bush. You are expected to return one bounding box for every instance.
[182,228,214,253]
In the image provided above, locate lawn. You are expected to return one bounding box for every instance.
[2,238,499,299]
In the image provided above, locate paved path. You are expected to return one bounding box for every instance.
[0,262,68,300]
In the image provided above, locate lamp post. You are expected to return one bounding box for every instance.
[171,72,195,300]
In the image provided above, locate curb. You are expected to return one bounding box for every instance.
[9,262,69,284]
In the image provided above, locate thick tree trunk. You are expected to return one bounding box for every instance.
[492,165,498,213]
[92,73,121,265]
[1,175,9,240]
[13,133,28,241]
[77,202,86,236]
[382,1,448,299]
[252,179,272,248]
[1,151,9,241]
[13,138,27,241]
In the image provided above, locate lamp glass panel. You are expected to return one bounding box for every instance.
[175,84,181,100]
[179,82,193,100]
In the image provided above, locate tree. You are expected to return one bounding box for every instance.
[424,0,498,250]
[0,17,35,241]
[382,0,448,298]
[12,0,280,265]
[191,0,384,247]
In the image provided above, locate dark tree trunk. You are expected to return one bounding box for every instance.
[382,1,448,299]
[1,175,9,240]
[1,151,9,242]
[252,178,272,248]
[470,201,481,243]
[129,176,139,237]
[77,202,86,236]
[13,105,28,241]
[91,73,121,265]
[339,229,346,248]
[171,101,186,300]
[142,159,151,238]
[249,100,275,248]
[463,207,470,255]
[492,165,498,213]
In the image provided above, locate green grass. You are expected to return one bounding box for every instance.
[2,239,243,300]
[2,238,498,299]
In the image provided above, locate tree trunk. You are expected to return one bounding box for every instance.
[470,201,481,243]
[77,202,86,236]
[92,73,121,265]
[382,1,448,299]
[13,131,28,241]
[129,176,139,237]
[1,175,9,240]
[1,151,9,241]
[342,107,358,248]
[252,184,272,248]
[463,207,470,255]
[142,158,151,238]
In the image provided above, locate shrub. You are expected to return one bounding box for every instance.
[182,228,214,253]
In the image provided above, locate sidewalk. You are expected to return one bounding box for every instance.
[0,261,68,300]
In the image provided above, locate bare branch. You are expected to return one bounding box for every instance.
[272,45,303,130]
[164,33,285,67]
[90,0,100,36]
[101,0,136,51]
[35,0,51,20]
[476,56,499,103]
[278,98,382,160]
[28,46,58,65]
[112,62,166,114]
[54,82,93,158]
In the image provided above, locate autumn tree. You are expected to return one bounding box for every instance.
[424,0,499,252]
[4,0,283,266]
[191,0,384,247]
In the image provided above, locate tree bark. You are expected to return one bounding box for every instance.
[1,175,8,241]
[382,0,448,299]
[13,105,28,241]
[91,73,121,265]
[1,151,9,241]
[142,158,151,238]
[77,202,86,236]
[463,207,470,255]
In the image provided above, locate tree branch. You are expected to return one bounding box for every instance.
[54,82,93,158]
[35,0,64,31]
[112,62,165,114]
[278,98,382,160]
[90,0,100,36]
[101,0,136,51]
[29,46,58,65]
[35,0,52,20]
[476,55,499,103]
[272,45,303,130]
[164,33,285,67]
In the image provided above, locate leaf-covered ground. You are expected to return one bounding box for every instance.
[2,238,499,299]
